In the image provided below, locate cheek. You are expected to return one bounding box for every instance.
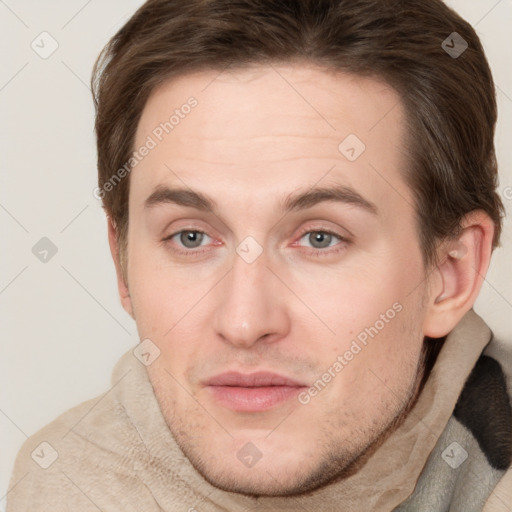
[290,253,423,339]
[316,300,425,425]
[126,247,222,373]
[294,254,426,391]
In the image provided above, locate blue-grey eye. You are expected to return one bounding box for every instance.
[302,231,339,249]
[179,230,206,248]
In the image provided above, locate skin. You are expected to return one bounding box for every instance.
[108,63,494,496]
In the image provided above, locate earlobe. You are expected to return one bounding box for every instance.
[423,211,494,338]
[107,217,134,319]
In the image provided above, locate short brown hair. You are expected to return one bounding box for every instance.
[92,0,504,269]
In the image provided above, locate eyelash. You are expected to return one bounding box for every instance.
[162,226,350,258]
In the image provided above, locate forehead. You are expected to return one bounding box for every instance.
[131,63,412,216]
[136,63,403,148]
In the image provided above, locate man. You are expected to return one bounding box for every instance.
[7,0,512,510]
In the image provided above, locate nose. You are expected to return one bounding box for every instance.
[212,246,290,349]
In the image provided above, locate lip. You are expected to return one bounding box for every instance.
[204,371,307,412]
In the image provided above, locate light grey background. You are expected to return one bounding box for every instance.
[1,0,511,507]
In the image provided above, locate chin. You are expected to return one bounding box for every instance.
[172,429,367,497]
[188,460,324,497]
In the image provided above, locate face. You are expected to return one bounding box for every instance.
[123,63,433,496]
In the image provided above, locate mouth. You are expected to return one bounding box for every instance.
[204,371,308,412]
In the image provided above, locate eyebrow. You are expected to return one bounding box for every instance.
[144,184,378,215]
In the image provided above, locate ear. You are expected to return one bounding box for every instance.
[107,217,134,319]
[423,210,495,338]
